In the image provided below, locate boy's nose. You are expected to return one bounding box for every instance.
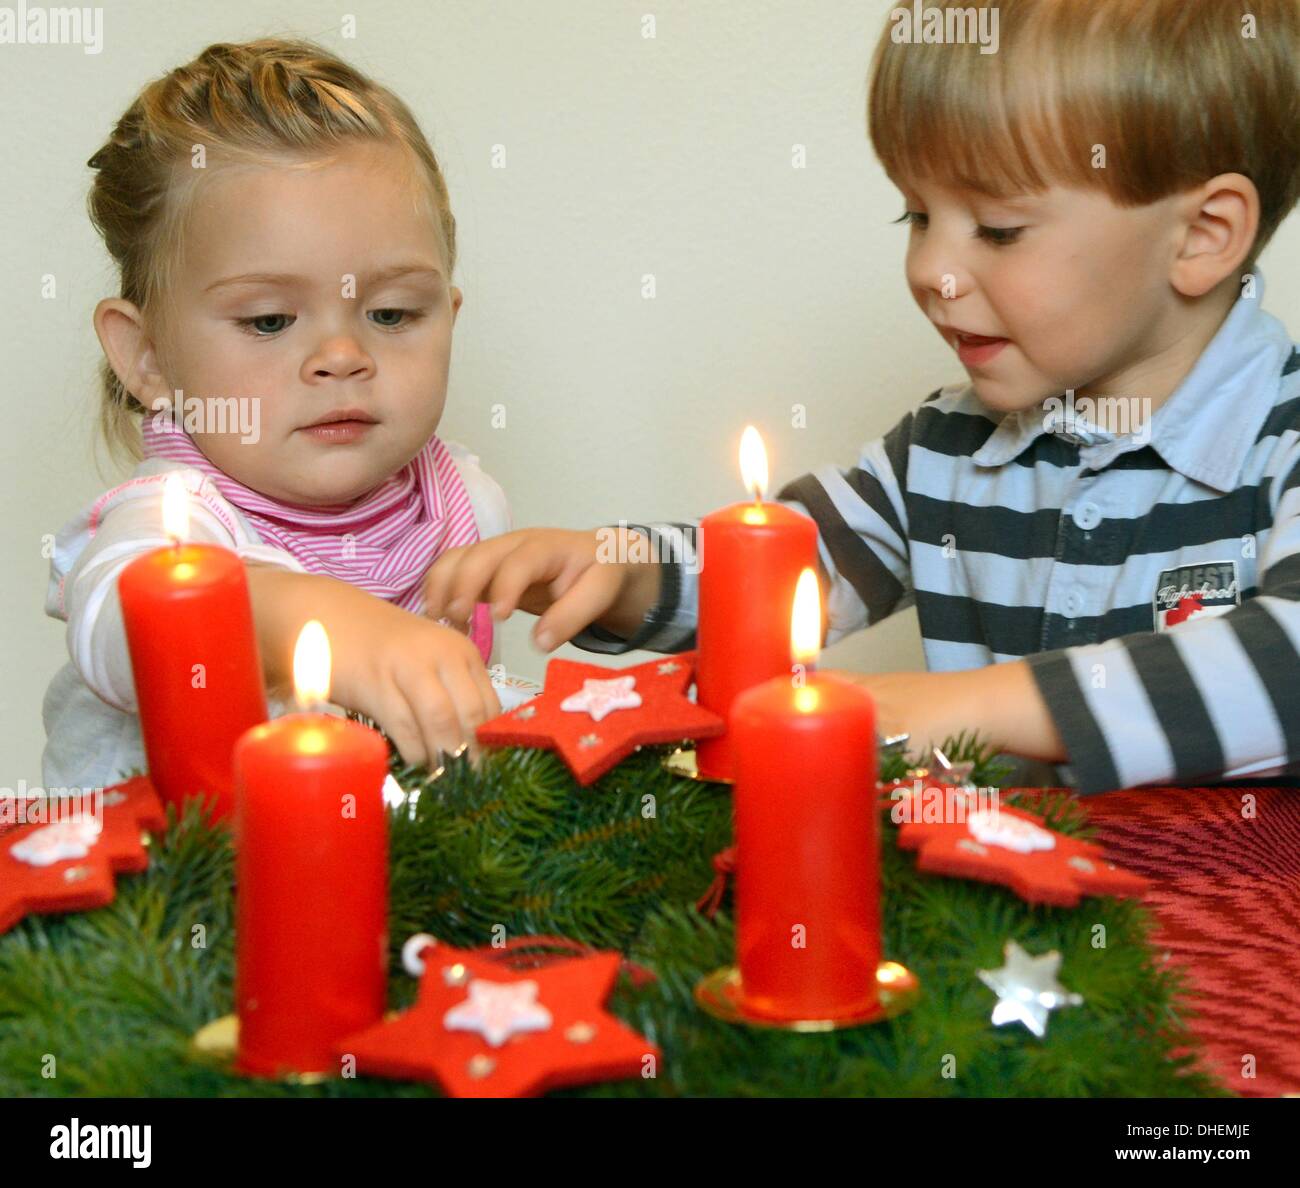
[906,232,973,302]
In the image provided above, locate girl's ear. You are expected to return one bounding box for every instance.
[94,299,171,410]
[450,285,464,326]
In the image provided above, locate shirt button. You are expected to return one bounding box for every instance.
[1064,589,1084,617]
[1073,501,1102,531]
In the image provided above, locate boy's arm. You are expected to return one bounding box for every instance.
[570,523,699,654]
[570,410,918,655]
[1015,452,1300,794]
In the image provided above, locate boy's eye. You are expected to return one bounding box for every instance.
[975,225,1023,246]
[891,210,1023,247]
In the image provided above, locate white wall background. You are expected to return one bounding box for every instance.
[3,0,1298,787]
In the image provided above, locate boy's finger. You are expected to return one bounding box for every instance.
[444,535,536,621]
[532,563,621,651]
[422,544,470,620]
[426,535,513,620]
[483,536,573,621]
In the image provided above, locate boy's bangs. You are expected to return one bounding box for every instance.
[868,31,1108,203]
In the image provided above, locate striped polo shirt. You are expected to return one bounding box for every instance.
[574,271,1300,796]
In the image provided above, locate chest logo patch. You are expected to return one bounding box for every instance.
[1153,559,1240,631]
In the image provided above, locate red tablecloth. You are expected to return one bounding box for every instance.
[1056,784,1300,1097]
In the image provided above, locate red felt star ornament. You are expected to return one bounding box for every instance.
[336,941,659,1097]
[476,651,723,785]
[886,783,1149,907]
[0,775,166,933]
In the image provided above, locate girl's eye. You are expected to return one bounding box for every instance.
[237,313,295,336]
[891,210,1023,246]
[368,308,423,328]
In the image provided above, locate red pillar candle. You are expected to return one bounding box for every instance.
[118,473,267,821]
[730,568,880,1022]
[233,621,389,1079]
[696,427,818,781]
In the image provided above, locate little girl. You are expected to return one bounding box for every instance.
[42,38,507,791]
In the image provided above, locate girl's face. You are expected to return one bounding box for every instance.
[896,174,1237,418]
[158,141,460,506]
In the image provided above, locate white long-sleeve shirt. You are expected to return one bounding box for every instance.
[41,441,510,792]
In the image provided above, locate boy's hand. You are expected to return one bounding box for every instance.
[825,662,1066,765]
[423,527,663,652]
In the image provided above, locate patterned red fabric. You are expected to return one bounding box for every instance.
[1046,785,1300,1097]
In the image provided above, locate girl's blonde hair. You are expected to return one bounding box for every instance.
[88,38,457,469]
[868,0,1300,268]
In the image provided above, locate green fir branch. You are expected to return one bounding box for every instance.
[0,743,1228,1098]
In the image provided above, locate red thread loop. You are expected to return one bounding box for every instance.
[695,846,737,919]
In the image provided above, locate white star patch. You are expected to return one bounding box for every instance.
[443,978,553,1048]
[10,816,102,867]
[966,809,1056,854]
[560,676,642,722]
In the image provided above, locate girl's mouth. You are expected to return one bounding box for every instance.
[300,420,376,444]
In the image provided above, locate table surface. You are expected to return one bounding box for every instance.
[1019,784,1300,1098]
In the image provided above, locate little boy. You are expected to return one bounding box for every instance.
[424,0,1300,795]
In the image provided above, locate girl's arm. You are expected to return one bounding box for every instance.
[244,562,500,769]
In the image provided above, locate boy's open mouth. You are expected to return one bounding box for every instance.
[949,329,1010,367]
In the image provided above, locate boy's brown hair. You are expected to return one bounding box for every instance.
[868,0,1300,271]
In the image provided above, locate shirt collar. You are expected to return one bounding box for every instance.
[970,269,1294,491]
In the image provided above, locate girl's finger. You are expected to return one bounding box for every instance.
[398,669,465,763]
[377,694,428,770]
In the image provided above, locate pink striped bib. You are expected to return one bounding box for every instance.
[140,415,493,664]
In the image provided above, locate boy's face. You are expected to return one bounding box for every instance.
[155,141,460,506]
[896,175,1215,416]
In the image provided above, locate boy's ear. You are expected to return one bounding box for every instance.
[1171,173,1260,298]
[94,299,171,409]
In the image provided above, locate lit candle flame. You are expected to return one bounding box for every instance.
[739,425,768,503]
[791,567,821,667]
[162,472,189,545]
[791,568,821,712]
[293,620,331,709]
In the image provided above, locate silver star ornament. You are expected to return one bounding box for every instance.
[977,940,1084,1038]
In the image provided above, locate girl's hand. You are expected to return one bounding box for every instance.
[423,527,663,652]
[328,595,501,769]
[247,564,501,771]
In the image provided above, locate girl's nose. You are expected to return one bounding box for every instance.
[302,337,376,382]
